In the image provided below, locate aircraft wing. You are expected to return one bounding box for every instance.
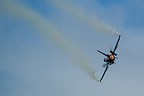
[97,50,109,57]
[113,35,121,53]
[99,63,109,82]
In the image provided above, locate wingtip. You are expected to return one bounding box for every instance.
[96,79,101,82]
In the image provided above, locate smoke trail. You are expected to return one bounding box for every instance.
[50,0,120,35]
[1,0,99,81]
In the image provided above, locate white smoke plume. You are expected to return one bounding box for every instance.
[1,0,99,81]
[50,0,120,35]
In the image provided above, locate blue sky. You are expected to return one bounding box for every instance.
[0,0,144,96]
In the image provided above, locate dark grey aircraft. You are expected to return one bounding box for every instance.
[97,35,121,82]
